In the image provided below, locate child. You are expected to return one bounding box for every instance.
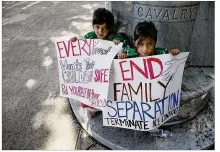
[118,21,179,136]
[118,21,180,59]
[70,8,125,117]
[71,8,125,45]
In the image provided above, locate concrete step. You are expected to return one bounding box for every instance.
[69,88,214,150]
[69,67,214,149]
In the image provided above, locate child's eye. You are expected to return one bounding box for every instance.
[101,27,108,32]
[148,43,153,46]
[95,25,99,29]
[139,43,144,46]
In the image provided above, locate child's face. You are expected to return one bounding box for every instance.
[93,23,109,39]
[135,37,156,57]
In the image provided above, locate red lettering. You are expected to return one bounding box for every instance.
[57,40,94,58]
[94,69,109,83]
[119,58,163,81]
[70,41,78,56]
[147,58,163,80]
[77,39,91,56]
[61,84,68,95]
[84,39,92,56]
[57,41,65,58]
[63,41,71,57]
[130,60,149,80]
[104,69,109,82]
[57,40,80,58]
[119,60,132,81]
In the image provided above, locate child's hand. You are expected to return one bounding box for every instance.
[70,36,78,42]
[169,49,180,55]
[113,39,120,45]
[118,53,127,59]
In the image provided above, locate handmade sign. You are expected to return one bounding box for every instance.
[55,39,189,131]
[103,52,189,131]
[55,39,122,110]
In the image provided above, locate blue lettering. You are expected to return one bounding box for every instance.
[133,101,143,120]
[158,97,167,115]
[141,102,154,120]
[107,100,117,117]
[173,90,179,108]
[125,101,133,119]
[168,90,180,111]
[117,101,127,118]
[154,101,163,118]
[168,93,172,111]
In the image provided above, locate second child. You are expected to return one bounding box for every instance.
[71,8,125,45]
[118,21,180,135]
[71,8,125,117]
[118,21,180,59]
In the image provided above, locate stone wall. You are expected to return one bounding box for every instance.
[107,1,214,66]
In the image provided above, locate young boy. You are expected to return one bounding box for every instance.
[70,8,125,117]
[71,8,125,45]
[118,21,179,59]
[118,21,179,136]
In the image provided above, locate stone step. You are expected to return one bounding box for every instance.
[165,67,214,125]
[69,88,214,150]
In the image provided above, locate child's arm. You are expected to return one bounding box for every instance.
[169,49,180,55]
[118,48,139,59]
[70,31,96,42]
[112,33,125,45]
[84,31,97,39]
[155,48,180,56]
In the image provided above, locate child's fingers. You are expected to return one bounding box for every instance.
[173,49,180,55]
[118,53,127,59]
[118,54,123,59]
[70,36,78,42]
[113,40,120,45]
[122,54,127,58]
[169,49,180,55]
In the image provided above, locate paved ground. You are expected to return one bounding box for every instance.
[2,1,109,150]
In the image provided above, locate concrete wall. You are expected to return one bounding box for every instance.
[107,1,214,66]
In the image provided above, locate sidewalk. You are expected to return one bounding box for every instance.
[2,1,109,150]
[2,1,215,150]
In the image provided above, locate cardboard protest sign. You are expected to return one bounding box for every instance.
[103,52,189,131]
[55,39,122,110]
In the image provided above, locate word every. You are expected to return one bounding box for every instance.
[57,39,112,58]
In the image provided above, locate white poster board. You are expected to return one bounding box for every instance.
[55,39,189,131]
[103,52,189,131]
[55,39,122,110]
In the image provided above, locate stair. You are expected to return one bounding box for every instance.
[69,67,214,150]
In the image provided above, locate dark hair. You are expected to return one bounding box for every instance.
[92,8,115,34]
[134,21,158,45]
